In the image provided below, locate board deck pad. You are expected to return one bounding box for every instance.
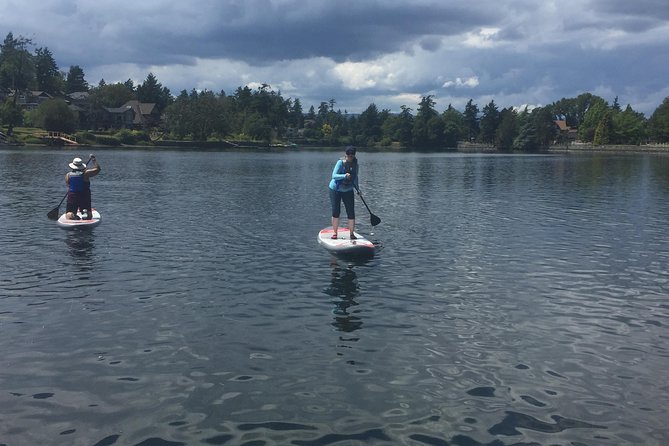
[57,209,101,229]
[318,227,375,257]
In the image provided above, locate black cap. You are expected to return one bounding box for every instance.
[345,146,356,155]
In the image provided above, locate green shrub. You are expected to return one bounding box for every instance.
[75,131,97,144]
[115,129,136,144]
[24,136,44,144]
[380,137,393,146]
[94,135,122,146]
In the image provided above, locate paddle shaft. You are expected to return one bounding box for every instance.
[354,185,381,226]
[357,190,373,215]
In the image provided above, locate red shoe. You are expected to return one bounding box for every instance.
[331,234,338,239]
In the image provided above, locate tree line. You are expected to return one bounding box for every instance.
[1,31,669,149]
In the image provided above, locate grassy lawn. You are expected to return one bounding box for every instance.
[3,127,48,144]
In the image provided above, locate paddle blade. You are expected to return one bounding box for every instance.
[47,206,60,220]
[370,214,381,226]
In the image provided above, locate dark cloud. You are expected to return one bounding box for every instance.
[590,0,669,20]
[126,1,500,65]
[0,0,666,115]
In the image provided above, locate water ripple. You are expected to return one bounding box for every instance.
[1,151,668,445]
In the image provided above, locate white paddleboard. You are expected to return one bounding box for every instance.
[318,227,375,257]
[57,209,101,229]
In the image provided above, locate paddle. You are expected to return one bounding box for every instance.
[47,155,93,220]
[354,185,381,226]
[46,193,68,220]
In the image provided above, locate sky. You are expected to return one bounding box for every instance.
[2,0,668,116]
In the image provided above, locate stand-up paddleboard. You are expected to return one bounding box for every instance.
[318,227,375,257]
[57,209,101,229]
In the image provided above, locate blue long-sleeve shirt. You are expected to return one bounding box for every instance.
[328,159,359,192]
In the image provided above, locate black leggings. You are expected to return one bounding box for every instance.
[330,188,355,219]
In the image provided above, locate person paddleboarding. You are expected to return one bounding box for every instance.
[65,155,101,220]
[328,146,360,239]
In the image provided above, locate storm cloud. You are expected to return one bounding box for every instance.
[2,0,668,115]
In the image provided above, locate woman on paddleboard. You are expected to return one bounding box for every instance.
[65,155,101,220]
[328,146,360,239]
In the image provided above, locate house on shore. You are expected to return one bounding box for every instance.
[99,100,160,130]
[7,89,162,132]
[14,90,55,111]
[63,92,161,131]
[555,120,578,143]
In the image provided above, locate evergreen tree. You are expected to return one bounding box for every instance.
[647,97,669,143]
[463,99,479,142]
[288,98,303,129]
[611,104,646,144]
[316,101,330,127]
[65,65,88,93]
[513,121,536,152]
[165,89,191,139]
[495,107,518,151]
[533,106,558,149]
[413,95,441,147]
[359,103,382,145]
[34,47,62,93]
[396,105,414,147]
[512,107,556,151]
[442,105,464,148]
[0,33,34,92]
[479,100,500,144]
[191,90,226,141]
[123,78,135,92]
[578,96,609,142]
[0,33,34,134]
[380,105,413,147]
[137,72,172,113]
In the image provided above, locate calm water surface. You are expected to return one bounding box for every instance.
[1,149,668,445]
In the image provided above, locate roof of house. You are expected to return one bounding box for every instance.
[121,100,158,125]
[555,120,569,131]
[124,100,157,115]
[30,91,53,98]
[105,105,134,114]
[68,91,90,101]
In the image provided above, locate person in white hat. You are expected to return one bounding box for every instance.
[65,155,101,220]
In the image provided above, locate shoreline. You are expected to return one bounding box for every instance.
[546,143,669,154]
[3,141,669,155]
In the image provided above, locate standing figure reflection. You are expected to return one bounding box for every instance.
[324,260,362,333]
[65,230,96,271]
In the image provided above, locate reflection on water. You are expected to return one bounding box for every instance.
[65,230,95,259]
[325,259,362,333]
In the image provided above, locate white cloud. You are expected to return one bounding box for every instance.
[463,27,502,48]
[333,62,385,90]
[442,77,480,89]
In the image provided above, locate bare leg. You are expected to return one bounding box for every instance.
[348,218,355,238]
[332,217,339,237]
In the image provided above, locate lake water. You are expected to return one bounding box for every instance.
[1,148,668,446]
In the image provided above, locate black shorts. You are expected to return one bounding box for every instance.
[66,191,91,214]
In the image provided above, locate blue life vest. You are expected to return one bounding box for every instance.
[68,171,85,193]
[335,160,357,191]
